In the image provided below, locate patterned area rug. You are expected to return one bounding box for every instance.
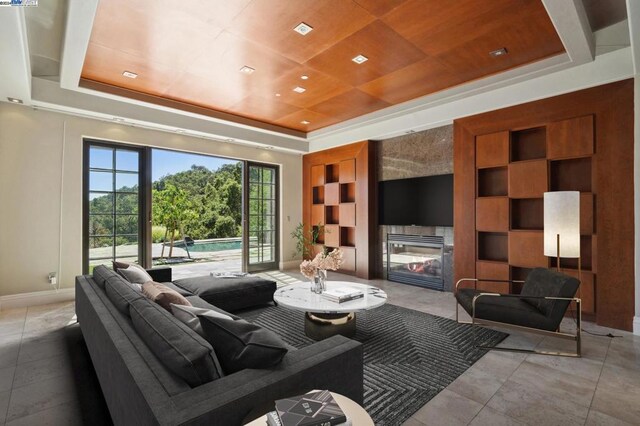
[243,303,507,426]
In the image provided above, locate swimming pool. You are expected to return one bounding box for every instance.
[187,240,242,252]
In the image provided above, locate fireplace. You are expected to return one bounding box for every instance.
[386,234,445,290]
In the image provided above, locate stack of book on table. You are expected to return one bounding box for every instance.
[266,390,351,426]
[321,287,364,303]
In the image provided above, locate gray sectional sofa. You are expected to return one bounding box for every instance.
[75,267,363,426]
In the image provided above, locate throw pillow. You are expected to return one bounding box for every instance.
[198,314,288,373]
[171,304,233,336]
[142,281,192,312]
[113,261,153,284]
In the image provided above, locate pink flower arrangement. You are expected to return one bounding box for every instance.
[300,248,344,279]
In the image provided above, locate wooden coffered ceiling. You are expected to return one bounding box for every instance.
[81,0,565,134]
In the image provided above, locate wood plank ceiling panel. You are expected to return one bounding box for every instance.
[81,0,565,134]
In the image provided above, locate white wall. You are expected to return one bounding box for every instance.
[0,103,302,297]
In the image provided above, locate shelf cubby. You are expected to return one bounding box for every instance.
[325,206,339,225]
[510,127,546,162]
[312,186,324,205]
[340,182,356,203]
[509,266,533,293]
[477,232,508,262]
[549,235,593,271]
[313,227,325,245]
[340,226,356,247]
[325,163,340,183]
[511,198,543,230]
[550,157,592,192]
[478,167,508,197]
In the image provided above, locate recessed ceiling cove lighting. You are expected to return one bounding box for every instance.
[301,75,309,80]
[275,93,281,97]
[489,48,508,57]
[7,97,23,104]
[293,22,313,35]
[293,86,306,93]
[122,71,138,79]
[239,66,255,74]
[301,120,310,125]
[352,54,368,64]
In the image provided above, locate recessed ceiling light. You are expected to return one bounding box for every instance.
[239,66,255,75]
[225,138,235,143]
[264,146,274,150]
[301,75,309,80]
[352,54,368,64]
[301,120,310,125]
[489,48,508,57]
[7,97,23,104]
[293,22,313,36]
[275,93,281,97]
[113,117,124,122]
[293,86,306,93]
[122,71,138,79]
[175,129,185,134]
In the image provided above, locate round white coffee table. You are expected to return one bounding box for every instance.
[244,391,374,426]
[274,281,387,340]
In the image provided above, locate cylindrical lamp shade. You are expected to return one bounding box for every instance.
[544,191,580,258]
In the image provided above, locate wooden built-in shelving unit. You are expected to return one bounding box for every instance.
[303,141,377,279]
[454,80,635,330]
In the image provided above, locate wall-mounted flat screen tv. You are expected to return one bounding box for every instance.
[379,174,453,226]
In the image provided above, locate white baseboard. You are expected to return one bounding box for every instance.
[634,316,640,336]
[279,260,300,270]
[0,288,75,311]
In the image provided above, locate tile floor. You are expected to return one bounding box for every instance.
[0,271,639,425]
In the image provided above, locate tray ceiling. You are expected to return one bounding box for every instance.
[81,0,565,134]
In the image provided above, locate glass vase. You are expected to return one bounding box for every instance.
[315,269,327,294]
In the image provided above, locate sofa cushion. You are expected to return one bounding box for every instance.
[142,282,192,312]
[129,297,223,387]
[105,274,145,316]
[113,261,154,284]
[173,275,277,312]
[198,314,288,374]
[171,304,233,336]
[520,268,580,326]
[92,265,117,289]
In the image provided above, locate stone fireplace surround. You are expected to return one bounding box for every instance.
[376,124,454,292]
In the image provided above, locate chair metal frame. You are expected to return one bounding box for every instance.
[455,278,582,357]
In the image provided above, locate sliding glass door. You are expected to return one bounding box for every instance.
[83,141,148,273]
[244,162,279,272]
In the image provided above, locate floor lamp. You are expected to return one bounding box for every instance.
[543,191,581,284]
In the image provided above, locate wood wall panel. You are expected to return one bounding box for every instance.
[508,231,546,268]
[508,160,548,198]
[547,115,594,160]
[476,198,509,232]
[476,131,509,168]
[454,79,634,331]
[302,141,376,279]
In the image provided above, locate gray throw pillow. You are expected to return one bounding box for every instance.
[171,304,233,336]
[129,297,223,387]
[114,262,153,284]
[198,315,288,374]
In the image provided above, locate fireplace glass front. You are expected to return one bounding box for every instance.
[386,234,444,290]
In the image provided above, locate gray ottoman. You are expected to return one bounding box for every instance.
[173,275,277,313]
